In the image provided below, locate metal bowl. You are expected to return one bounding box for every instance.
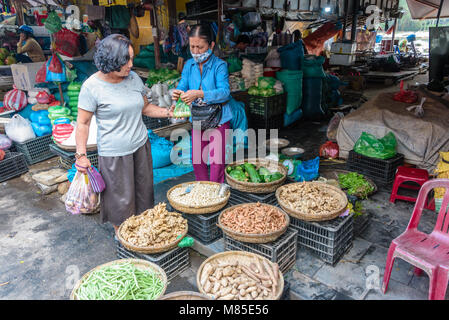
[265,138,290,150]
[281,147,305,159]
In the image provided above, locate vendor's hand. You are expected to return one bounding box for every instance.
[181,90,201,105]
[172,89,183,101]
[75,156,91,174]
[19,33,26,42]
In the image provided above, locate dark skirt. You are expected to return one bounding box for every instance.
[98,139,154,226]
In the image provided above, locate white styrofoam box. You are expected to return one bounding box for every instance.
[331,42,357,54]
[329,53,356,66]
[11,62,45,91]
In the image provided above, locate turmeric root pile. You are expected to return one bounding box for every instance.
[199,257,280,300]
[120,203,187,247]
[220,203,286,234]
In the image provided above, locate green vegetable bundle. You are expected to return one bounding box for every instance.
[173,98,191,118]
[74,262,165,300]
[226,163,283,183]
[146,68,180,87]
[247,85,276,97]
[338,172,374,199]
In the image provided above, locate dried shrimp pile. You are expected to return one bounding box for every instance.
[221,203,286,234]
[120,203,187,247]
[278,182,342,215]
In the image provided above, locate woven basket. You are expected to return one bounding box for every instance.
[319,169,378,199]
[196,251,284,300]
[217,203,290,244]
[167,181,230,214]
[70,258,167,300]
[159,291,213,300]
[117,217,188,254]
[276,182,348,222]
[225,158,287,194]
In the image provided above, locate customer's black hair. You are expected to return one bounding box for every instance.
[188,24,214,44]
[93,34,132,74]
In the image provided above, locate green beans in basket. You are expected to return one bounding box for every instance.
[74,262,166,300]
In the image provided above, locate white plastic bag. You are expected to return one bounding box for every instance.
[0,134,12,150]
[65,171,100,215]
[5,114,36,143]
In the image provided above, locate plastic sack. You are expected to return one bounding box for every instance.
[35,62,48,84]
[294,156,320,182]
[31,122,52,137]
[65,171,100,215]
[35,91,51,104]
[148,129,173,169]
[0,134,12,150]
[393,80,418,104]
[277,41,304,70]
[353,132,397,160]
[54,28,80,57]
[46,54,67,82]
[3,87,28,112]
[44,11,62,34]
[326,112,344,142]
[0,149,4,161]
[319,141,339,159]
[87,166,106,193]
[5,114,36,143]
[173,98,191,118]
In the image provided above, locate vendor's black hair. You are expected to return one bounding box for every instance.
[93,34,131,74]
[178,12,186,21]
[188,24,214,44]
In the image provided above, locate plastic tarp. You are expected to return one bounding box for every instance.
[406,0,449,20]
[336,91,449,171]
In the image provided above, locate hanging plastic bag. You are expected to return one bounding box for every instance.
[65,170,100,215]
[44,11,62,34]
[5,114,36,143]
[54,28,80,57]
[46,54,67,82]
[173,98,191,118]
[294,156,320,182]
[87,166,106,193]
[35,62,48,83]
[35,91,51,104]
[0,134,12,150]
[3,86,28,112]
[353,132,397,160]
[319,141,339,159]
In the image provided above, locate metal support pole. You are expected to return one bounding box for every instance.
[149,1,161,69]
[437,0,445,26]
[217,0,223,46]
[350,0,359,41]
[391,17,397,51]
[342,0,349,40]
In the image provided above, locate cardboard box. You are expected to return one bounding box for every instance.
[11,62,45,91]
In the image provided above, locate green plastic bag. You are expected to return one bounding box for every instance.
[354,132,397,160]
[227,56,242,73]
[173,98,191,118]
[44,11,62,34]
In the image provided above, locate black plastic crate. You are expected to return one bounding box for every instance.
[49,143,98,170]
[289,214,354,265]
[115,240,190,281]
[166,202,223,245]
[0,151,28,183]
[353,212,370,238]
[312,232,353,266]
[186,0,216,16]
[228,189,278,206]
[223,228,298,274]
[142,116,170,130]
[248,92,287,118]
[182,211,223,245]
[248,113,284,130]
[346,150,404,186]
[13,135,55,165]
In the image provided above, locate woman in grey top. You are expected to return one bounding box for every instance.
[75,34,174,235]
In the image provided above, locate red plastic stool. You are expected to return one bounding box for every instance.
[390,166,435,210]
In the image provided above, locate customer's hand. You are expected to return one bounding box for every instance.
[181,90,200,105]
[75,156,91,174]
[172,89,184,101]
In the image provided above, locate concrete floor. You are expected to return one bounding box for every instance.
[0,72,442,300]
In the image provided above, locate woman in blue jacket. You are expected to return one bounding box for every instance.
[173,24,232,183]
